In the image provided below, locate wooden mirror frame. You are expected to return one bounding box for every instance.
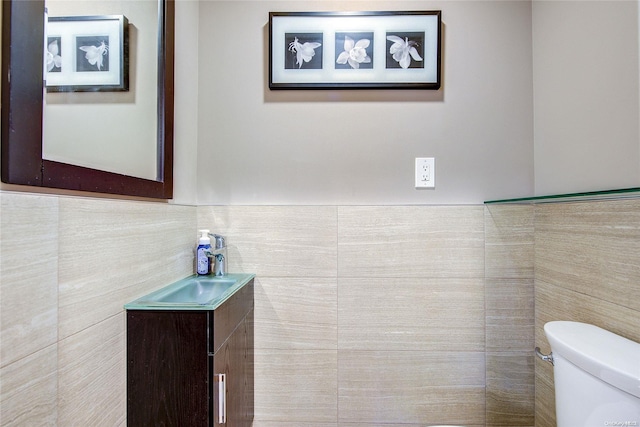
[1,0,174,199]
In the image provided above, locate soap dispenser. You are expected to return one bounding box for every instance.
[196,229,211,275]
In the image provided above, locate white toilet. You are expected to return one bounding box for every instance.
[541,321,640,427]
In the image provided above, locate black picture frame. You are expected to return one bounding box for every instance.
[46,15,129,92]
[269,11,441,90]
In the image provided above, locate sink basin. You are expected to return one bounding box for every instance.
[147,277,235,304]
[125,273,255,310]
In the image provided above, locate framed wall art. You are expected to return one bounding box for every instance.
[269,11,441,90]
[45,15,129,92]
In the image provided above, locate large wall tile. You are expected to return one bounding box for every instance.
[485,205,534,279]
[198,206,338,277]
[485,205,535,426]
[255,277,337,350]
[338,350,485,425]
[254,349,337,423]
[486,352,534,426]
[0,193,58,366]
[338,277,484,351]
[338,206,484,278]
[535,279,640,347]
[58,198,195,338]
[0,344,57,426]
[486,278,534,352]
[57,314,125,426]
[535,200,640,311]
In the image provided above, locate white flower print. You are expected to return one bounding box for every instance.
[387,35,423,69]
[336,36,371,69]
[288,37,322,69]
[79,40,108,71]
[46,40,62,72]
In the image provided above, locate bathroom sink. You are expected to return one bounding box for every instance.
[124,273,255,310]
[148,277,235,304]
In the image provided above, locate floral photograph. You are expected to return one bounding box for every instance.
[46,37,62,73]
[75,35,110,72]
[334,32,373,70]
[284,33,323,69]
[269,11,440,89]
[386,31,425,69]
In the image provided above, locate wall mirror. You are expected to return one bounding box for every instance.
[1,0,174,199]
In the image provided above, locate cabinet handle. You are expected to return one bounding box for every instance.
[215,373,226,424]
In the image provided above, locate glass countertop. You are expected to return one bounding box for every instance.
[124,273,255,311]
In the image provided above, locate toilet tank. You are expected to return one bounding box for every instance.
[544,321,640,427]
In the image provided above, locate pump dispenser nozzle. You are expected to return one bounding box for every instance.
[198,229,211,245]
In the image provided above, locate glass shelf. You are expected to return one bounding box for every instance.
[485,187,640,205]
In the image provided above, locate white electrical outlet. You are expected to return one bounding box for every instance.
[415,157,435,188]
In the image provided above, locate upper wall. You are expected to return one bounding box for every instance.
[194,0,534,205]
[173,0,200,205]
[532,0,640,196]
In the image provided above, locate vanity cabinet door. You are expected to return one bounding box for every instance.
[213,309,254,427]
[127,310,209,426]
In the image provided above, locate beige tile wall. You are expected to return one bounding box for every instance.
[534,199,640,427]
[484,205,535,427]
[1,196,542,426]
[1,193,59,426]
[199,206,340,424]
[0,191,196,426]
[200,205,487,427]
[5,193,637,426]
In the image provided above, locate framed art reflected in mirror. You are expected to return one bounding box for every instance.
[46,14,129,92]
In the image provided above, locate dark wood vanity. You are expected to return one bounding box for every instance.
[126,278,254,426]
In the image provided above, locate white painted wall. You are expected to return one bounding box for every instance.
[173,0,200,205]
[532,0,640,196]
[192,0,534,205]
[7,1,640,203]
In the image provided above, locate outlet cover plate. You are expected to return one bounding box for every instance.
[415,157,435,188]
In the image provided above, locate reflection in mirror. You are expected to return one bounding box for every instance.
[1,0,174,199]
[43,1,158,180]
